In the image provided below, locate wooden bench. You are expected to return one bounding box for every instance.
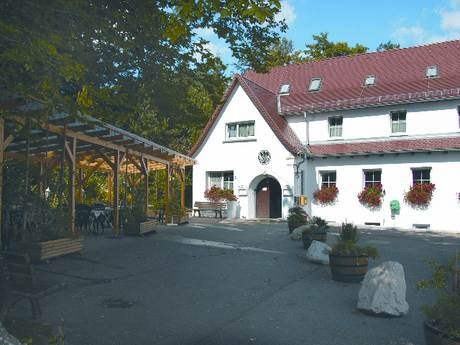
[193,201,227,218]
[0,251,64,320]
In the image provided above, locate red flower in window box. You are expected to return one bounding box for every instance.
[204,186,237,202]
[358,184,384,208]
[313,186,339,205]
[404,183,435,207]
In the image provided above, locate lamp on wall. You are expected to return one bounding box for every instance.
[282,185,293,196]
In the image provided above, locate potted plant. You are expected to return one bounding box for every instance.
[301,216,328,250]
[417,254,460,345]
[329,223,378,283]
[313,186,339,205]
[287,207,308,233]
[204,186,238,218]
[404,183,436,208]
[358,184,384,208]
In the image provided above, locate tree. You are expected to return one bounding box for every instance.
[0,0,286,152]
[376,41,401,52]
[304,32,368,61]
[264,38,305,70]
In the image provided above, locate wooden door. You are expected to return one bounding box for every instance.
[256,185,270,218]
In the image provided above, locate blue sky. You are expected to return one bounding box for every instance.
[196,0,460,73]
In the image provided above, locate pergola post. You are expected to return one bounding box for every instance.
[140,157,149,213]
[0,118,4,249]
[113,150,121,236]
[65,137,77,234]
[180,167,185,210]
[107,172,113,204]
[164,163,170,223]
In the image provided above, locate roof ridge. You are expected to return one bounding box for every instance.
[245,39,460,75]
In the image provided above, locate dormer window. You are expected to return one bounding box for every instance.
[364,75,376,86]
[426,66,439,78]
[308,78,322,92]
[279,84,290,94]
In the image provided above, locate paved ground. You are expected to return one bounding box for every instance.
[7,219,460,345]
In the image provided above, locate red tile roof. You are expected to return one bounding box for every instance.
[309,136,460,157]
[190,40,460,157]
[244,40,460,114]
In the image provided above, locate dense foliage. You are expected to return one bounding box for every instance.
[0,0,286,152]
[404,183,435,207]
[358,184,384,208]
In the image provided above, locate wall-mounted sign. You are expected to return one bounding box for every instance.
[238,188,247,196]
[258,150,271,165]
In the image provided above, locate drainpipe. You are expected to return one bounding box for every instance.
[304,111,309,145]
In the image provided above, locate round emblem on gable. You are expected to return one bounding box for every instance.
[258,150,271,165]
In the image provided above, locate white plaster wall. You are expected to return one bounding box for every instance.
[287,100,460,144]
[302,152,460,232]
[193,84,295,219]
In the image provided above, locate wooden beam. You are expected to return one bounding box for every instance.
[68,137,76,234]
[2,134,14,150]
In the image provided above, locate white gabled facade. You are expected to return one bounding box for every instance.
[192,83,296,219]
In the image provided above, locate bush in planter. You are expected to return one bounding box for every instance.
[417,255,460,343]
[404,183,435,207]
[329,223,378,283]
[287,213,307,234]
[313,186,338,205]
[301,216,328,250]
[358,184,384,208]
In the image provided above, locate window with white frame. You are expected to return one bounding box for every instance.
[320,171,336,188]
[328,116,343,137]
[226,121,255,139]
[364,170,381,187]
[308,78,322,92]
[207,171,234,191]
[412,168,431,185]
[391,110,406,133]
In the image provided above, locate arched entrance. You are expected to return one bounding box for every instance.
[255,177,281,218]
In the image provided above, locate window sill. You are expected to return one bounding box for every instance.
[223,138,257,143]
[328,137,344,141]
[390,133,408,137]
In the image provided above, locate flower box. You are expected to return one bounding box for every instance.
[313,186,339,205]
[358,184,384,208]
[405,183,435,207]
[15,237,84,263]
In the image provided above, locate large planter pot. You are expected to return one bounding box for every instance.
[125,220,157,236]
[424,320,460,345]
[329,254,369,283]
[168,214,189,225]
[15,237,84,263]
[302,232,327,250]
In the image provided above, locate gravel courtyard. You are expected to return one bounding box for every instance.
[7,219,460,345]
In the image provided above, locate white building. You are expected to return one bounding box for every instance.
[190,40,460,232]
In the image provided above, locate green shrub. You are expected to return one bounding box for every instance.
[330,222,378,258]
[418,255,460,339]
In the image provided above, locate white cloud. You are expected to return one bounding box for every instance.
[203,42,231,57]
[392,25,428,44]
[275,1,296,26]
[440,10,460,30]
[391,1,460,46]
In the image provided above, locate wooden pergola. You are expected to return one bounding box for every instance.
[0,111,194,247]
